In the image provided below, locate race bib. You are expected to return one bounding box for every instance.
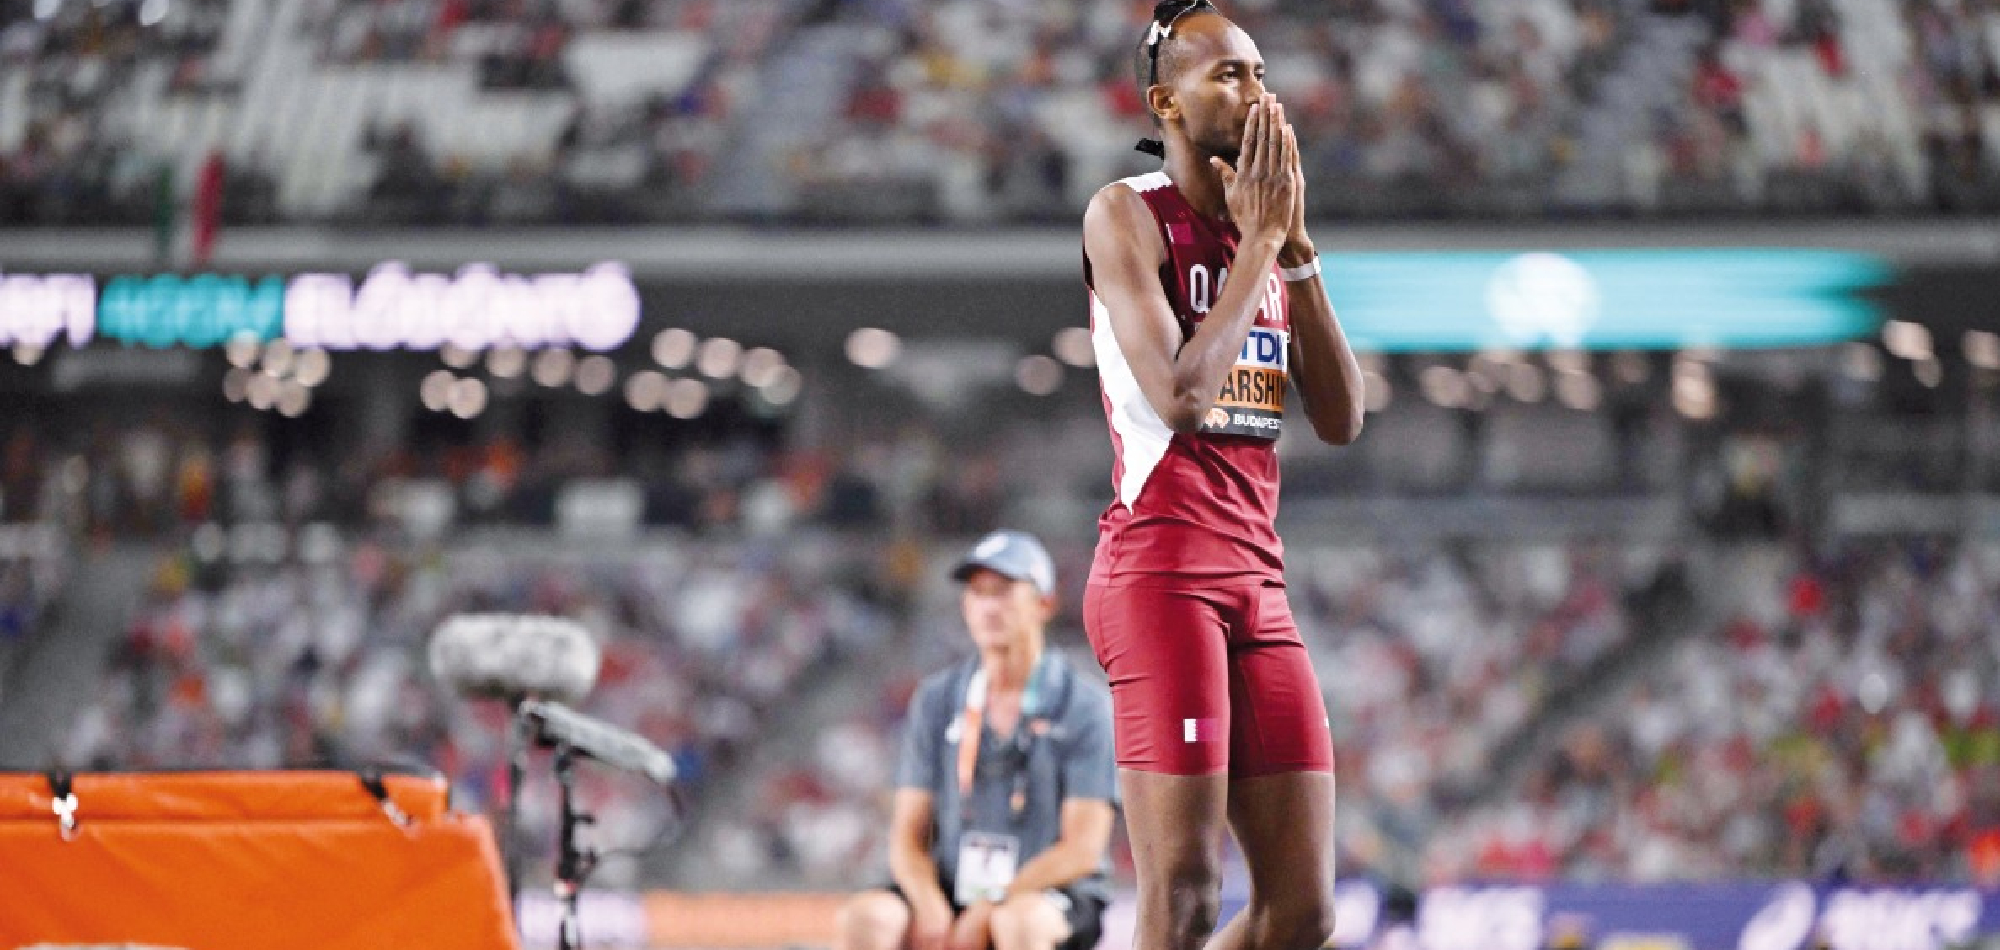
[1200,326,1287,440]
[954,832,1020,905]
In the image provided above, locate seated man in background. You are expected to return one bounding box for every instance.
[835,530,1118,950]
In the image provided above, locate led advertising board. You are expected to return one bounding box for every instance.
[1,251,1888,355]
[0,262,640,352]
[1324,249,1889,352]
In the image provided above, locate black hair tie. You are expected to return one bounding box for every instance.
[1135,138,1166,157]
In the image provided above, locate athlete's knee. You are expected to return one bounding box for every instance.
[834,892,910,950]
[1145,858,1222,946]
[1250,891,1336,950]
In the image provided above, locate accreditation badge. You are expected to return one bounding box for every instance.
[954,831,1020,905]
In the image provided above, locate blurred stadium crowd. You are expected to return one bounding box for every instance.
[5,353,1990,891]
[58,528,902,886]
[1441,539,2000,888]
[0,527,63,681]
[0,343,1988,906]
[5,0,2000,225]
[1,398,1985,888]
[45,519,1664,889]
[34,511,2000,891]
[0,347,1820,539]
[0,416,1035,537]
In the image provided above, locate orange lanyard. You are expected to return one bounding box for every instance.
[955,659,1046,799]
[955,669,989,799]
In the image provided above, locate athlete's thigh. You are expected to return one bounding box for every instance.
[1225,771,1336,906]
[1085,582,1233,774]
[1120,767,1229,881]
[1226,584,1334,778]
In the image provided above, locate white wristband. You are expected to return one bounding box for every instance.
[1279,256,1322,282]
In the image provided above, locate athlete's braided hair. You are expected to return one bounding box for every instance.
[1133,0,1219,157]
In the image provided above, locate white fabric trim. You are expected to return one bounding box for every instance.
[1117,171,1172,194]
[1092,293,1174,509]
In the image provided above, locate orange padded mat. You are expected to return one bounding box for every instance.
[0,771,519,950]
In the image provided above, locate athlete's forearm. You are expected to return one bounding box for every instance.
[1001,841,1099,899]
[1163,233,1285,432]
[1283,245,1364,445]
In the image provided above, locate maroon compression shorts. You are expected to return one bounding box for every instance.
[1083,580,1334,777]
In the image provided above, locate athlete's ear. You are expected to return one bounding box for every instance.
[1146,84,1178,129]
[1037,592,1059,623]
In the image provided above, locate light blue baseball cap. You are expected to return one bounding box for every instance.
[951,529,1057,595]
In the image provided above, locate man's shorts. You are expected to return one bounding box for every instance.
[880,878,1105,950]
[1083,580,1334,777]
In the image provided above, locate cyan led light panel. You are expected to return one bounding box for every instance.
[1324,250,1890,352]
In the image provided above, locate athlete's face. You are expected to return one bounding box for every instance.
[1155,14,1267,162]
[960,569,1055,652]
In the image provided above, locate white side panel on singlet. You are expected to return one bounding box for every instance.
[1092,293,1175,509]
[1091,169,1179,509]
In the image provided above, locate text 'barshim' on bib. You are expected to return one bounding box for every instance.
[1200,326,1288,439]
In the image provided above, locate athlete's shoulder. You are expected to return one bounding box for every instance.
[1086,172,1173,264]
[1088,171,1174,219]
[1096,170,1173,199]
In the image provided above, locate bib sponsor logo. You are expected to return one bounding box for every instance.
[1200,327,1289,440]
[1230,413,1282,431]
[1238,326,1287,369]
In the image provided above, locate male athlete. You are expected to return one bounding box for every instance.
[1081,4,1365,950]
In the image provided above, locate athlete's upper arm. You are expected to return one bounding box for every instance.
[1083,184,1195,432]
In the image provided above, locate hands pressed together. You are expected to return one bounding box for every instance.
[1210,92,1312,259]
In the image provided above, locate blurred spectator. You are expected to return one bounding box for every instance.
[1432,538,2000,886]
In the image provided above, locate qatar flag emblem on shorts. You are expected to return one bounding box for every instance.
[1182,717,1222,743]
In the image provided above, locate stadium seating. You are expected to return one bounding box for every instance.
[1434,539,2000,887]
[0,525,66,701]
[61,528,900,886]
[6,0,1998,223]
